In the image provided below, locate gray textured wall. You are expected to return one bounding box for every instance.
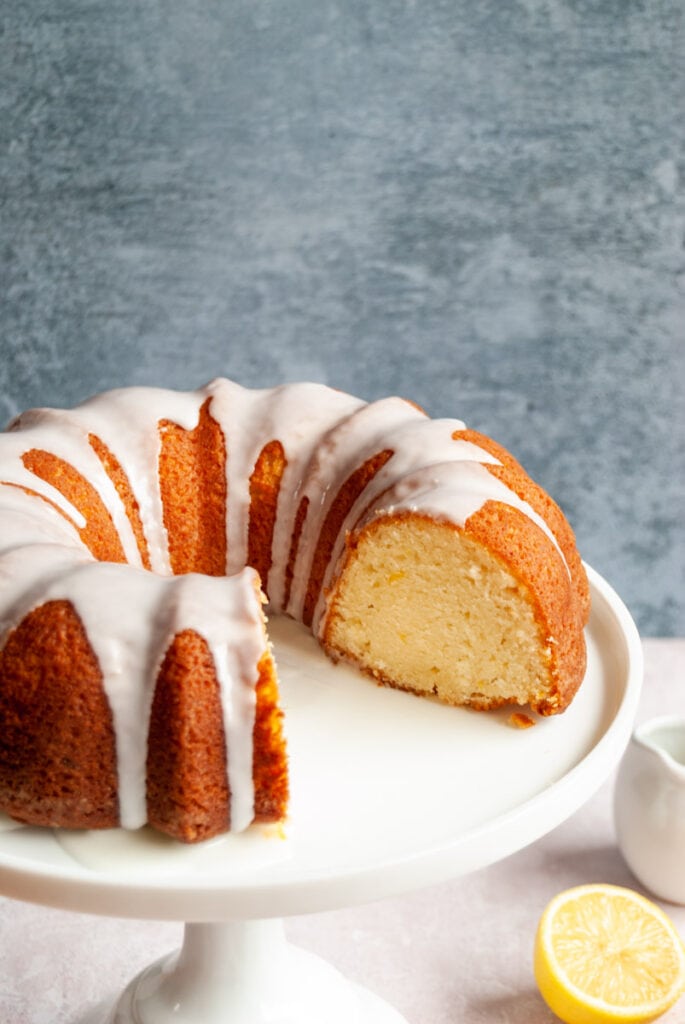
[1,1,683,635]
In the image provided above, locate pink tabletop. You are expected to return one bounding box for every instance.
[1,638,684,1024]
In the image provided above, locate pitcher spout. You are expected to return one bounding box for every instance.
[633,715,685,782]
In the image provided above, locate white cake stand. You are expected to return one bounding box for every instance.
[0,566,642,1024]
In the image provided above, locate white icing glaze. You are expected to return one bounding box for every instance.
[0,378,573,836]
[72,385,203,574]
[204,379,363,603]
[284,396,427,620]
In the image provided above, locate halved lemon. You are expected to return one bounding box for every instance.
[534,884,685,1024]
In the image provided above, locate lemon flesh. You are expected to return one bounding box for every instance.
[534,884,685,1024]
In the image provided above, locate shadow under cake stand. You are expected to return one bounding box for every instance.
[0,566,642,1024]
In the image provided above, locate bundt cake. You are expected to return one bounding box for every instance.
[0,378,590,843]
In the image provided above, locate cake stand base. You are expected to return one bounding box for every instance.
[87,919,408,1024]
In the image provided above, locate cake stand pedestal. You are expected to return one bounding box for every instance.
[102,919,407,1023]
[0,568,642,1024]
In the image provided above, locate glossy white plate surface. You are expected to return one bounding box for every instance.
[0,565,641,921]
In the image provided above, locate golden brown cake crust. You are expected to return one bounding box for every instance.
[21,449,127,563]
[248,440,287,598]
[252,652,290,823]
[89,433,152,570]
[454,428,590,627]
[158,397,228,576]
[146,629,232,843]
[0,600,119,829]
[146,638,288,842]
[464,502,587,714]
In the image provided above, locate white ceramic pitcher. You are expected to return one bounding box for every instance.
[614,715,685,905]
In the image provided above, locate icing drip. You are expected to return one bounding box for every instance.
[284,396,427,620]
[204,379,363,605]
[164,568,263,833]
